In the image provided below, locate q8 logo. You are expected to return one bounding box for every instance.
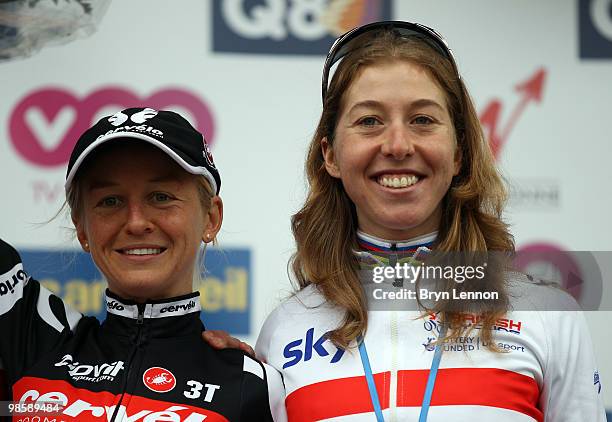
[212,0,392,55]
[579,0,612,58]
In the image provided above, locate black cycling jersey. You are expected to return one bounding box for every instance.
[0,238,285,421]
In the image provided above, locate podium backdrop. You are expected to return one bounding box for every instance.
[1,0,611,411]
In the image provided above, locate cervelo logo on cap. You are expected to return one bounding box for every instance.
[108,108,158,126]
[143,367,177,393]
[97,108,163,141]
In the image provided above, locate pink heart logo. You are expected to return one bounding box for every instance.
[9,87,216,167]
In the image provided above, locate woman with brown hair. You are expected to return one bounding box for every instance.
[250,21,605,421]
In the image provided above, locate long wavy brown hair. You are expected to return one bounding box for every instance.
[291,28,514,349]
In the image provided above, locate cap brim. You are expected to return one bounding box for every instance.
[64,132,219,194]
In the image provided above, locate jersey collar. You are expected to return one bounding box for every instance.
[104,290,201,319]
[355,230,437,268]
[357,230,437,253]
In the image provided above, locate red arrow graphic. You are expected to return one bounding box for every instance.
[479,68,547,159]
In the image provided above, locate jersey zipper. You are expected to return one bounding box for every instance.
[110,305,145,422]
[389,244,398,421]
[390,310,398,422]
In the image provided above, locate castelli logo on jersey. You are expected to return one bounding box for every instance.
[143,367,176,393]
[9,87,215,167]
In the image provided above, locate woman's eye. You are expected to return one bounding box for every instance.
[99,197,120,207]
[152,192,171,202]
[358,116,381,127]
[413,115,434,125]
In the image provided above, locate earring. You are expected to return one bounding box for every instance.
[84,242,89,251]
[205,233,211,241]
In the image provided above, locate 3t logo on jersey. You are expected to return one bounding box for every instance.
[212,0,392,55]
[283,327,344,369]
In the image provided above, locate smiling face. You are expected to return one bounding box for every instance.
[73,142,222,301]
[322,60,461,240]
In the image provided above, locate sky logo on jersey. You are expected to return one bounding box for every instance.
[20,247,252,334]
[579,0,612,58]
[283,327,345,369]
[212,0,392,55]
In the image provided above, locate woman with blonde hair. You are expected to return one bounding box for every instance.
[0,108,285,421]
[251,21,605,421]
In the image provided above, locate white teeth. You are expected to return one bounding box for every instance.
[378,175,419,188]
[124,248,162,256]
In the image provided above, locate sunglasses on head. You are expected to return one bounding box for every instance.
[321,20,459,102]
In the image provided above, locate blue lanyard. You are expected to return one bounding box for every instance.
[358,337,385,421]
[358,325,447,422]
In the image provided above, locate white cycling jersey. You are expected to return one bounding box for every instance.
[256,232,605,422]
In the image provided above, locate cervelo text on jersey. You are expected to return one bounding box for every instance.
[105,296,202,319]
[160,300,197,314]
[283,327,344,369]
[18,382,224,421]
[55,354,124,383]
[107,300,124,311]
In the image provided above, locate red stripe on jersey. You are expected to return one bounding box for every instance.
[286,372,390,422]
[13,376,229,421]
[286,368,542,421]
[398,368,542,421]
